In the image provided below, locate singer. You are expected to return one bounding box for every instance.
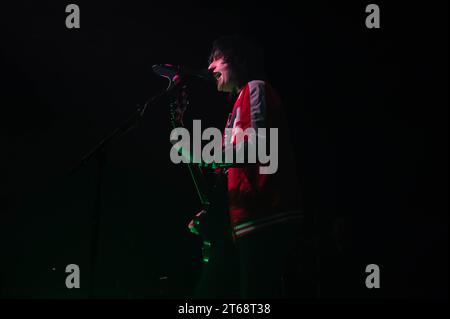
[174,35,303,298]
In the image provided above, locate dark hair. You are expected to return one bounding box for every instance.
[209,35,266,88]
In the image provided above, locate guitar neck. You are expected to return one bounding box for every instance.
[170,119,211,207]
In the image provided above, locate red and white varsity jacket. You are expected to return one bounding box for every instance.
[222,80,302,239]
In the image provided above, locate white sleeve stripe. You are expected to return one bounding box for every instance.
[248,80,266,129]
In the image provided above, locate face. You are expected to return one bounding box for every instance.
[208,56,238,93]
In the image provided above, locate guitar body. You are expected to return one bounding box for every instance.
[197,169,230,262]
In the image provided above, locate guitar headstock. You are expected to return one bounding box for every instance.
[170,85,189,127]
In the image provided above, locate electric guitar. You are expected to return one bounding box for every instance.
[169,85,230,263]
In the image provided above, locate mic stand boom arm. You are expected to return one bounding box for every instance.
[70,89,168,175]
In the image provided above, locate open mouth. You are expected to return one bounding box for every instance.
[214,72,222,81]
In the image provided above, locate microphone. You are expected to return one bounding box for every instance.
[152,64,214,83]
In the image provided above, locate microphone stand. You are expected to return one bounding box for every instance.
[70,85,176,298]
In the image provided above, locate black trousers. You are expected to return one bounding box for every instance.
[193,220,300,299]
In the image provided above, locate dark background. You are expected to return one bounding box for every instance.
[1,1,447,298]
